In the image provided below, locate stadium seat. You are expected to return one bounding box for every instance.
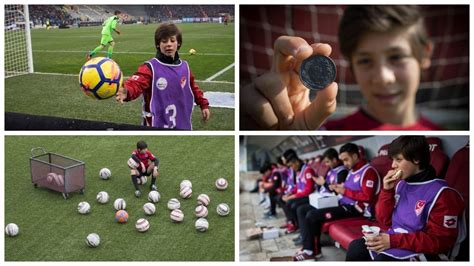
[427,137,450,178]
[321,216,367,233]
[370,143,392,177]
[444,143,469,261]
[328,219,384,250]
[309,156,323,174]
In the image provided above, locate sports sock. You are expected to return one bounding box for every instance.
[131,175,140,190]
[107,45,114,58]
[90,45,103,57]
[151,177,157,185]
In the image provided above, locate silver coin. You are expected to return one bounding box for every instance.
[299,55,336,90]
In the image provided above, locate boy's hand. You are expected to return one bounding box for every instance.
[365,233,390,253]
[115,86,128,104]
[383,169,402,190]
[201,108,210,122]
[241,36,338,130]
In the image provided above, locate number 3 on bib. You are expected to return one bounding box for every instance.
[164,104,177,129]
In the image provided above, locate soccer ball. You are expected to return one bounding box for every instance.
[5,223,19,237]
[189,48,196,55]
[77,201,91,214]
[85,233,100,247]
[79,57,123,100]
[195,218,209,232]
[114,198,126,210]
[99,168,111,180]
[96,191,109,204]
[170,209,184,222]
[217,203,230,216]
[143,202,156,215]
[136,218,150,232]
[215,177,228,190]
[115,210,129,223]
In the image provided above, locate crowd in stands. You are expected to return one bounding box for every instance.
[29,5,78,27]
[28,5,233,27]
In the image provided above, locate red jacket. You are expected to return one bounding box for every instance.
[376,186,464,254]
[293,165,316,198]
[322,108,441,130]
[123,63,209,109]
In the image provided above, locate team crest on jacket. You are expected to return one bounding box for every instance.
[180,76,187,88]
[414,200,426,216]
[156,77,167,90]
[353,174,361,183]
[443,215,458,229]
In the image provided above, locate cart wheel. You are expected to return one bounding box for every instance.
[80,189,85,194]
[62,193,69,200]
[33,183,38,188]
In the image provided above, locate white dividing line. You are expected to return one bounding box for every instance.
[32,50,233,56]
[31,71,234,84]
[205,62,235,81]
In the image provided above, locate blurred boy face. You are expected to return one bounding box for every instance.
[350,28,431,115]
[139,148,148,154]
[391,153,422,179]
[323,157,337,169]
[159,35,179,57]
[339,152,358,170]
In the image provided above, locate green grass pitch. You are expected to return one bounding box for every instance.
[5,23,234,130]
[4,136,234,261]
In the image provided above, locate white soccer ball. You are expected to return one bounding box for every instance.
[217,203,230,216]
[197,194,210,206]
[189,48,197,55]
[180,186,192,199]
[96,191,109,204]
[54,174,64,186]
[170,209,184,222]
[195,205,208,218]
[215,177,228,190]
[127,158,139,169]
[46,172,55,184]
[195,218,209,232]
[136,176,147,185]
[148,190,161,203]
[114,198,126,210]
[180,180,192,190]
[167,198,181,210]
[5,223,19,237]
[143,202,156,215]
[135,218,150,232]
[77,201,91,214]
[99,168,111,180]
[85,233,100,247]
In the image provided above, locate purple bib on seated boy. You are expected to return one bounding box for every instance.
[319,165,346,194]
[147,58,194,130]
[370,179,449,260]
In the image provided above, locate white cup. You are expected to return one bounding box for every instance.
[362,225,380,241]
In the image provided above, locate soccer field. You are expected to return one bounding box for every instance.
[5,23,235,130]
[4,136,234,261]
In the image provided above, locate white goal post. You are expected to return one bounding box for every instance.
[5,4,34,78]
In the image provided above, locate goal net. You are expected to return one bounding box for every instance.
[5,4,34,78]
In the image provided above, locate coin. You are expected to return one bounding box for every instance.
[299,55,336,90]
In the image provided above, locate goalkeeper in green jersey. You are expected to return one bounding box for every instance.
[87,10,121,60]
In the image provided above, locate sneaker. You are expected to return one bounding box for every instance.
[280,223,290,229]
[150,184,157,191]
[263,211,277,220]
[286,223,298,234]
[293,237,303,246]
[293,250,315,261]
[134,190,142,198]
